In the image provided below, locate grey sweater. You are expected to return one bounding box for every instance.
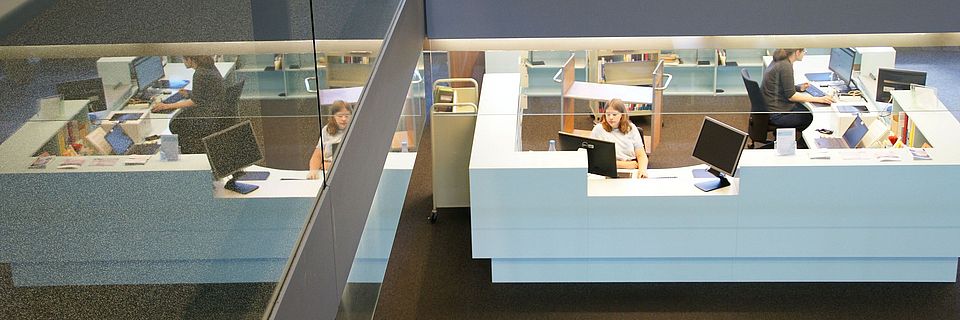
[761,59,798,113]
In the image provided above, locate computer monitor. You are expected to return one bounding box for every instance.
[691,117,748,192]
[828,47,856,87]
[134,56,164,92]
[557,131,618,178]
[56,78,107,112]
[202,120,264,194]
[875,67,927,103]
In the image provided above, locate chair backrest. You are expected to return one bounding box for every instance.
[223,79,245,113]
[740,68,767,113]
[741,68,771,143]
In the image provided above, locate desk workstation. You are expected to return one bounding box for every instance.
[0,111,415,287]
[470,72,960,283]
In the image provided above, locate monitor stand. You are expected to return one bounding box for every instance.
[224,171,260,194]
[693,168,731,192]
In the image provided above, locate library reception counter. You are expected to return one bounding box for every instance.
[469,73,960,283]
[0,98,415,286]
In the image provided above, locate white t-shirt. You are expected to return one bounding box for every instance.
[590,123,644,161]
[316,127,345,161]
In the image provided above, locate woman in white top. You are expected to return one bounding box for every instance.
[307,100,352,179]
[590,98,649,178]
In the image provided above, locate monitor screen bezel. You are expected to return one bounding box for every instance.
[828,47,856,86]
[691,117,748,178]
[557,131,618,178]
[202,120,264,180]
[134,56,165,91]
[875,67,928,103]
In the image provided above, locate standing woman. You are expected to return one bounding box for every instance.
[591,99,649,178]
[307,100,352,179]
[761,48,836,146]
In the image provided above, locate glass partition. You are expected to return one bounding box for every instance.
[0,0,402,318]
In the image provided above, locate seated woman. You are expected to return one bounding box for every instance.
[761,48,837,147]
[590,98,649,178]
[152,55,228,154]
[307,100,352,180]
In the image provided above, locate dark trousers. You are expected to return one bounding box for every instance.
[769,104,813,148]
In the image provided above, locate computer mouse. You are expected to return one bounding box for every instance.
[816,128,833,135]
[161,90,172,94]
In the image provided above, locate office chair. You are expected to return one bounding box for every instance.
[171,80,245,154]
[741,69,775,149]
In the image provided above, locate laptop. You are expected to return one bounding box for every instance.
[104,126,161,155]
[105,126,134,155]
[814,114,869,149]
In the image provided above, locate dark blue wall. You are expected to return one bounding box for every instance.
[425,0,960,38]
[1,0,399,45]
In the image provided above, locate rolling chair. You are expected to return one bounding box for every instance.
[741,69,776,149]
[170,79,246,154]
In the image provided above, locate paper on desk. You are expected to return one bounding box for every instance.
[124,155,151,165]
[840,149,873,160]
[875,149,902,162]
[90,157,119,166]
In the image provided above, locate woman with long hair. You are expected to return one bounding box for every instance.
[590,99,649,178]
[307,100,352,179]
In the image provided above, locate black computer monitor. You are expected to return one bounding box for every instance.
[875,67,927,103]
[557,131,618,178]
[691,117,748,192]
[56,78,107,112]
[828,47,856,87]
[202,120,264,194]
[134,56,164,92]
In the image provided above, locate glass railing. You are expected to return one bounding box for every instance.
[336,52,427,320]
[0,0,404,319]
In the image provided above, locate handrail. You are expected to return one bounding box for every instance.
[432,102,478,112]
[304,77,318,93]
[652,60,673,90]
[433,78,478,88]
[553,53,576,83]
[412,69,423,84]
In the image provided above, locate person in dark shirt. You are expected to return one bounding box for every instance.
[761,48,836,146]
[151,55,225,114]
[153,55,229,153]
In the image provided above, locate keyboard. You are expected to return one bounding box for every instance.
[163,92,185,104]
[815,137,847,149]
[805,86,826,97]
[125,143,161,155]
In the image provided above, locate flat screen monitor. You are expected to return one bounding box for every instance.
[557,131,618,178]
[875,67,927,103]
[134,56,164,91]
[202,120,263,194]
[691,117,748,192]
[828,47,856,86]
[56,78,107,112]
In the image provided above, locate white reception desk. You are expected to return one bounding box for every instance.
[470,73,960,283]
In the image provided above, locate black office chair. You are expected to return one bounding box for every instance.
[171,80,245,154]
[741,68,776,149]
